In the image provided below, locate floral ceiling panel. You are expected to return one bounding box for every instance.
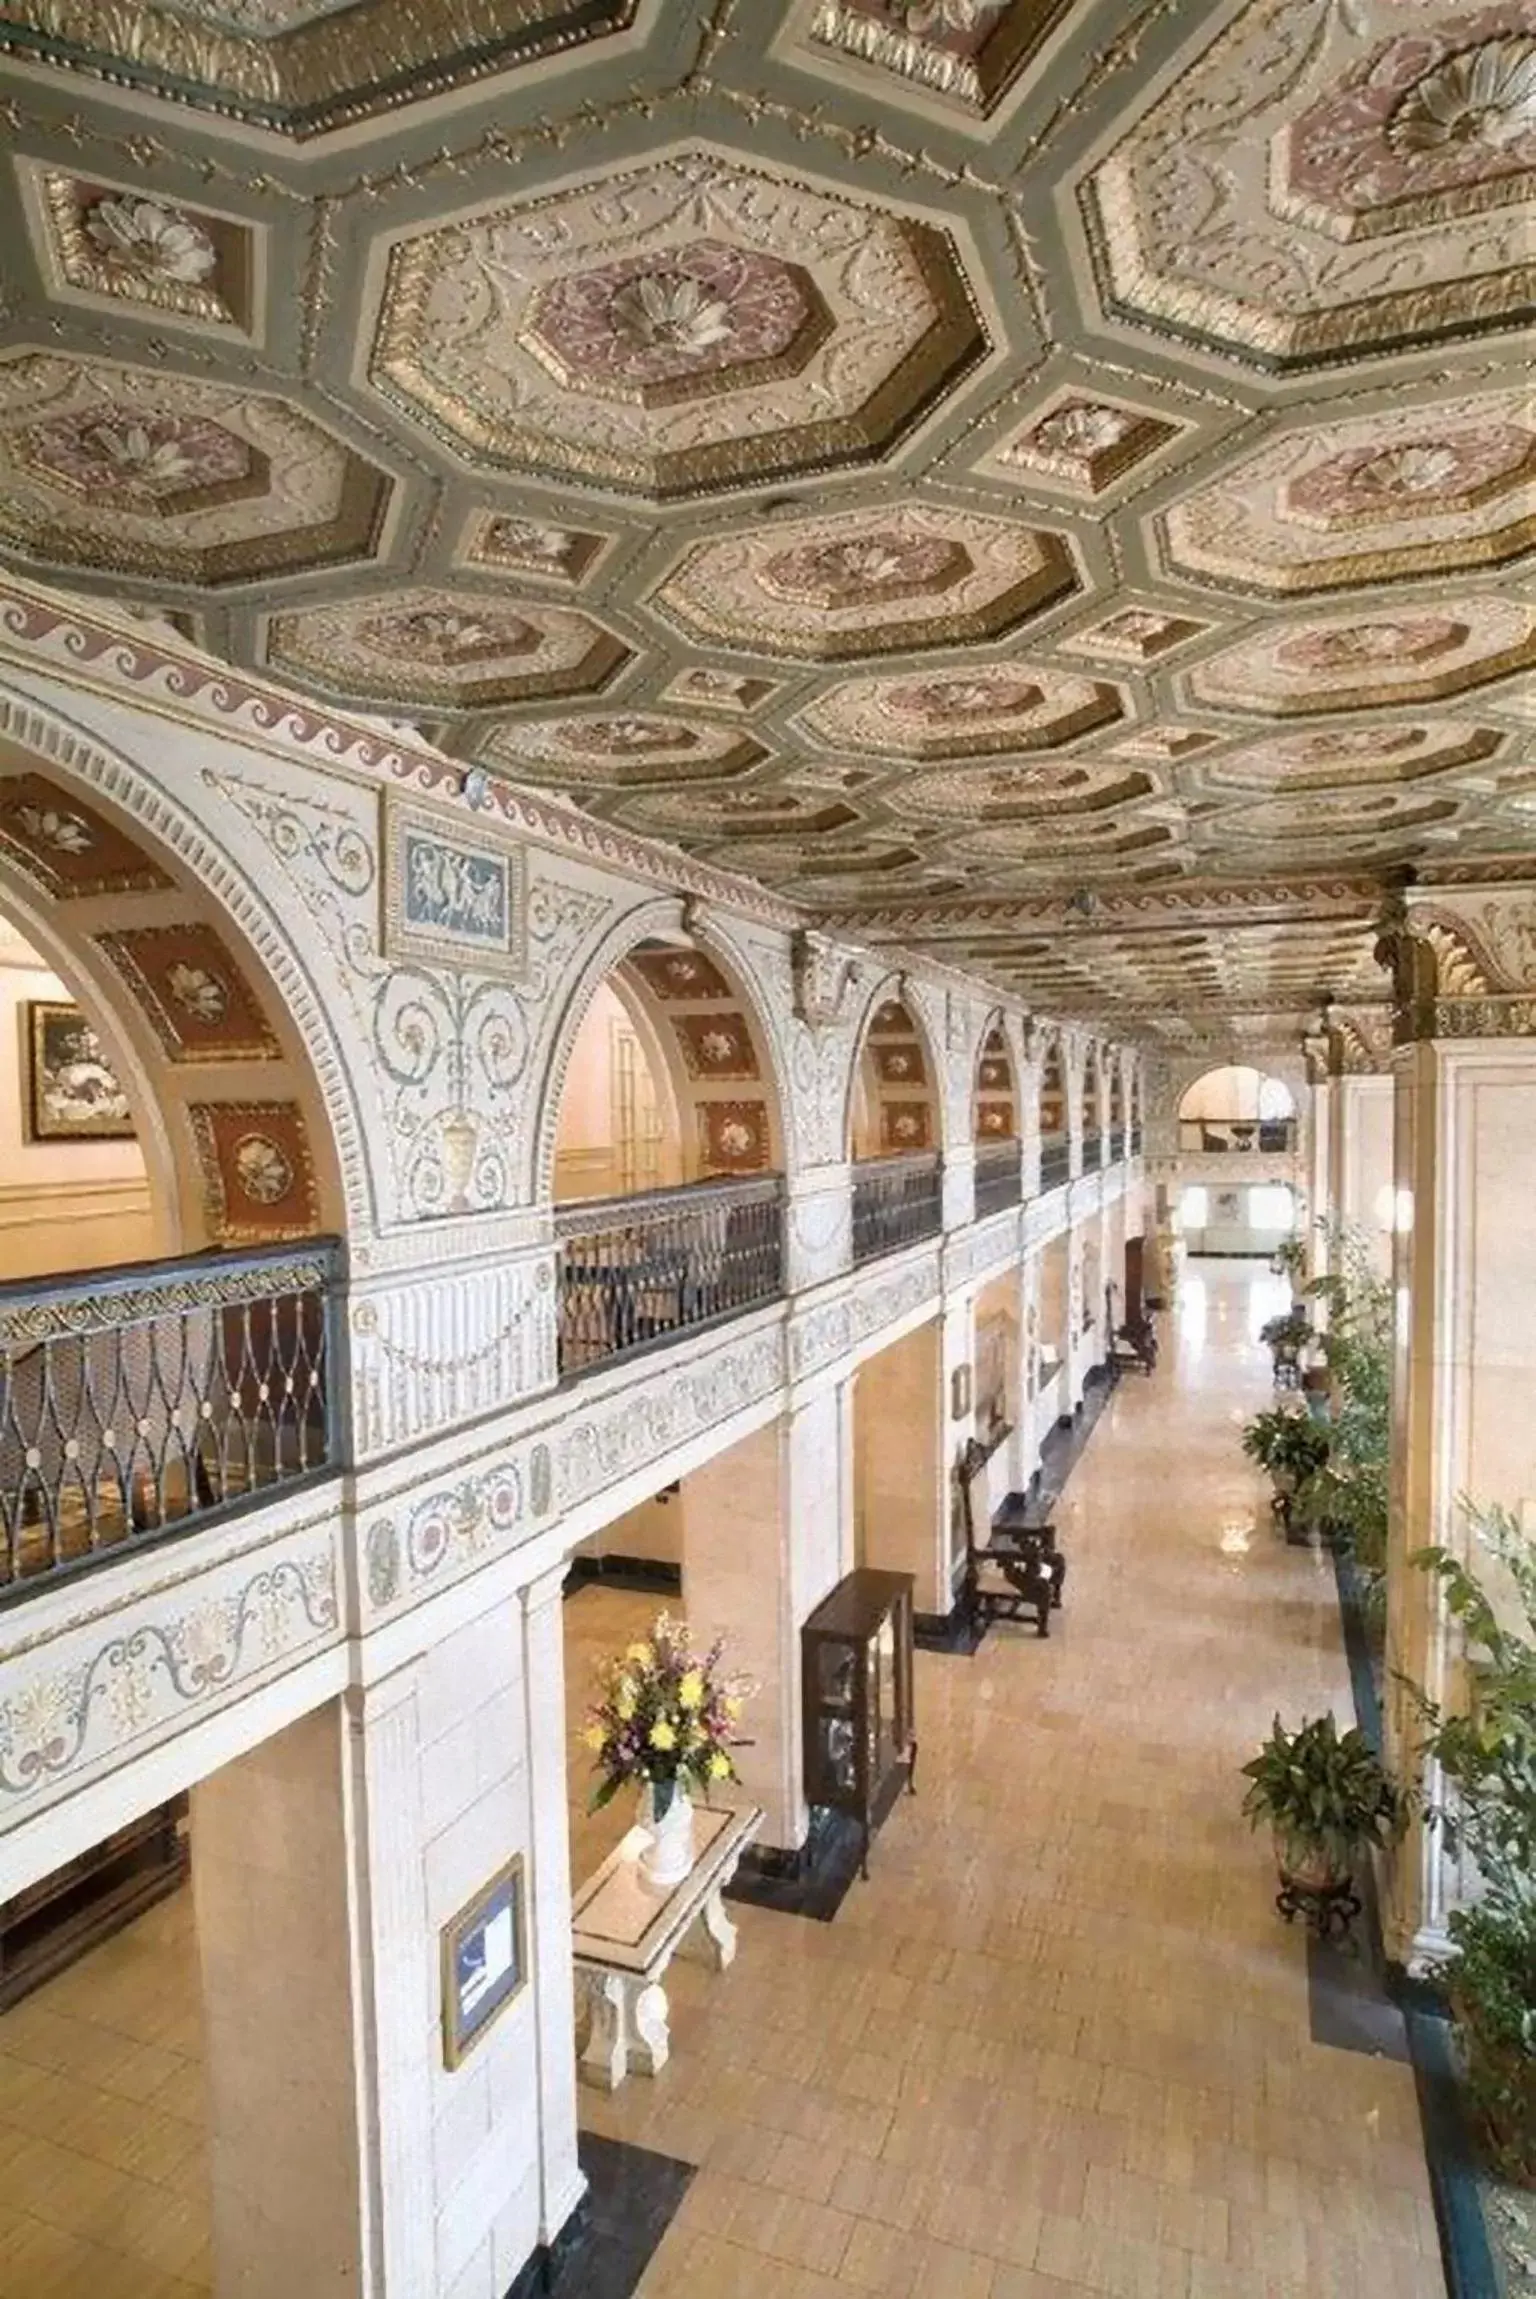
[0,0,1532,1036]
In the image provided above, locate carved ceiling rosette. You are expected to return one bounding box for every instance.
[797,664,1124,758]
[368,149,989,499]
[650,500,1077,660]
[1083,0,1536,368]
[478,713,768,790]
[1188,598,1536,715]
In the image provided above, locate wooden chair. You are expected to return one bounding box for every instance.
[957,1454,1067,1639]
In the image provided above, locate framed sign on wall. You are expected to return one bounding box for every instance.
[440,1855,526,2070]
[24,1001,135,1141]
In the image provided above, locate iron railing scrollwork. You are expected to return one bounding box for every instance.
[1081,1131,1103,1172]
[556,1175,784,1378]
[1108,1128,1126,1165]
[973,1140,1022,1219]
[0,1240,344,1603]
[1039,1138,1071,1192]
[1130,1126,1143,1156]
[851,1151,942,1267]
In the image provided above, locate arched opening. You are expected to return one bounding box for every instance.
[1178,1065,1297,1155]
[973,1018,1022,1216]
[1039,1036,1068,1189]
[848,992,943,1263]
[545,934,787,1373]
[1081,1049,1104,1171]
[0,740,348,1602]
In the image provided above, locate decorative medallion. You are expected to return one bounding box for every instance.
[659,668,780,715]
[652,502,1076,660]
[804,0,1072,120]
[382,800,528,984]
[886,759,1150,821]
[187,1102,318,1242]
[670,1013,760,1081]
[264,589,629,709]
[873,1040,926,1084]
[798,665,1122,757]
[24,170,258,337]
[0,771,172,899]
[1083,0,1536,367]
[0,353,392,587]
[459,511,613,588]
[627,947,734,1001]
[1205,721,1507,792]
[369,149,988,499]
[1059,609,1210,663]
[0,0,642,139]
[479,713,766,789]
[699,1100,770,1172]
[96,924,281,1061]
[1162,387,1536,593]
[880,1101,931,1150]
[1188,599,1536,715]
[984,391,1185,497]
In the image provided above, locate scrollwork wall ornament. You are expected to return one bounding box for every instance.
[1383,890,1536,1043]
[791,928,856,1030]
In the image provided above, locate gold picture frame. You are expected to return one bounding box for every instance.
[440,1854,526,2071]
[24,1001,135,1141]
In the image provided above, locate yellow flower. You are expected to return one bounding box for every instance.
[627,1642,653,1669]
[678,1669,704,1711]
[582,1722,607,1752]
[649,1719,676,1752]
[709,1751,733,1780]
[724,1696,743,1722]
[615,1679,636,1721]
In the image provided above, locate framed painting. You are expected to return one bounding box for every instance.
[383,799,528,983]
[440,1855,526,2070]
[24,1001,135,1141]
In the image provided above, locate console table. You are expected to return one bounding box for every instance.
[571,1800,762,2091]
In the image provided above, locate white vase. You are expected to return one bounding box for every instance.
[638,1780,695,1891]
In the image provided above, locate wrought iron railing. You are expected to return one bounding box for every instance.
[0,1241,343,1602]
[1039,1137,1071,1192]
[1178,1118,1297,1154]
[1130,1125,1143,1156]
[851,1152,942,1267]
[556,1175,784,1378]
[1081,1131,1103,1172]
[973,1140,1022,1219]
[1108,1127,1126,1164]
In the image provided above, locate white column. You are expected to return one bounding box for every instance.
[520,1567,585,2247]
[1335,1073,1394,1274]
[1384,1037,1536,1965]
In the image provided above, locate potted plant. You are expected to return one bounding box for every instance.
[1270,1235,1308,1283]
[1406,1506,1536,2183]
[1241,1711,1403,1901]
[1242,1407,1331,1534]
[1259,1307,1312,1381]
[583,1613,751,1891]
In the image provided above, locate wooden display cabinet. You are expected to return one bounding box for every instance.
[802,1568,917,1876]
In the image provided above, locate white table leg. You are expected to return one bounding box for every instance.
[698,1886,738,1972]
[631,1980,671,2076]
[577,1972,630,2092]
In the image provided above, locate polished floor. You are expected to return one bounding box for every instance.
[0,1262,1443,2297]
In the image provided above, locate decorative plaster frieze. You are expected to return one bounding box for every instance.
[0,1519,339,1804]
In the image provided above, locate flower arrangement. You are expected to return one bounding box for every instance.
[583,1613,750,1818]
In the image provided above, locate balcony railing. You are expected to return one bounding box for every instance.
[1179,1118,1296,1155]
[556,1175,784,1378]
[0,1240,343,1603]
[1039,1137,1071,1192]
[1081,1131,1103,1173]
[851,1152,942,1267]
[1130,1126,1143,1156]
[973,1139,1022,1219]
[1108,1127,1126,1164]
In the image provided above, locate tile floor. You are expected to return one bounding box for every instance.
[0,1260,1445,2298]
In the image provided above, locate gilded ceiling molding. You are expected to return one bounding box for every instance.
[1377,884,1536,1043]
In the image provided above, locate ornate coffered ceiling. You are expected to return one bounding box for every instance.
[0,0,1531,1041]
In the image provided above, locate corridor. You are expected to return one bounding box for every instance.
[0,1266,1443,2298]
[573,1260,1443,2298]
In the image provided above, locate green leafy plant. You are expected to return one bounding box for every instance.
[1303,1225,1393,1599]
[1259,1308,1312,1356]
[1241,1711,1404,1883]
[1404,1504,1536,2181]
[1242,1407,1332,1486]
[1270,1235,1308,1282]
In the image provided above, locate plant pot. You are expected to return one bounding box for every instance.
[638,1779,695,1891]
[1273,1833,1348,1896]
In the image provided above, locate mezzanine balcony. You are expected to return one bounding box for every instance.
[1039,1137,1071,1192]
[973,1138,1023,1220]
[0,1241,343,1604]
[556,1174,784,1378]
[851,1151,942,1268]
[1178,1118,1296,1155]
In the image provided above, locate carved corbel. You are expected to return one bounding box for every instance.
[790,927,856,1028]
